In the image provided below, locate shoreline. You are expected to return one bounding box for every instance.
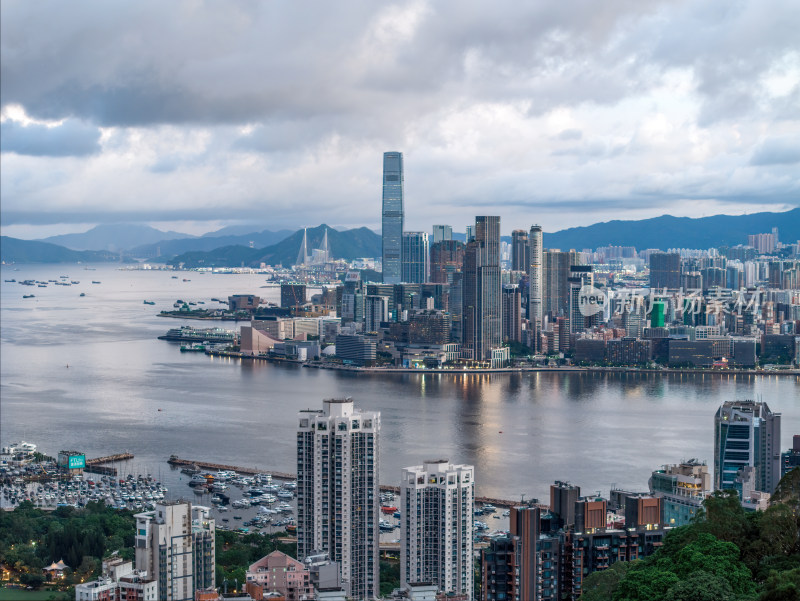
[209,351,800,377]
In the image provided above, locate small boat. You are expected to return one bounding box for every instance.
[182,279,190,282]
[23,294,35,298]
[4,279,15,282]
[80,292,86,297]
[71,281,79,284]
[92,281,101,284]
[143,300,156,305]
[38,284,47,287]
[171,276,178,279]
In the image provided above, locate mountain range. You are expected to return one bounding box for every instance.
[167,225,381,268]
[0,236,129,264]
[41,224,193,251]
[3,209,797,265]
[540,208,800,251]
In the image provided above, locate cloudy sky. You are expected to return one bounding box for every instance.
[2,0,799,239]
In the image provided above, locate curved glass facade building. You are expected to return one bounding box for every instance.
[382,152,404,284]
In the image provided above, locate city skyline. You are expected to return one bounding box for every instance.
[2,1,799,240]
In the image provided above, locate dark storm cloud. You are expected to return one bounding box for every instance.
[0,119,101,157]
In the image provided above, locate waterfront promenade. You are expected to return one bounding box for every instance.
[207,349,800,376]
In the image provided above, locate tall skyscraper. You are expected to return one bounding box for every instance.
[543,249,581,318]
[432,225,453,244]
[509,505,541,601]
[501,285,522,343]
[400,460,474,599]
[430,240,465,284]
[463,216,502,361]
[714,400,781,494]
[568,266,594,335]
[511,229,529,272]
[382,152,404,284]
[134,501,215,601]
[649,253,681,289]
[297,398,380,600]
[528,225,543,351]
[402,232,430,283]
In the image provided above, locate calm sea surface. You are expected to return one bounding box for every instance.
[1,264,798,501]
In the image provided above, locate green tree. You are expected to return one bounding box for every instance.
[581,561,631,601]
[663,570,734,601]
[760,568,800,601]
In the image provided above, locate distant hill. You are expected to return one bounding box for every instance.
[542,208,800,251]
[130,228,293,259]
[1,236,128,263]
[168,225,381,268]
[41,224,194,251]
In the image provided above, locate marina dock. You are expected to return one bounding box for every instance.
[167,456,530,508]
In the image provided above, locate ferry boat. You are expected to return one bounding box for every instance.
[159,326,237,344]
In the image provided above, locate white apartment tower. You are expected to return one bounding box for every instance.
[297,398,380,600]
[400,460,474,599]
[528,224,543,351]
[134,502,215,601]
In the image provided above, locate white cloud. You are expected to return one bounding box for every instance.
[1,0,798,237]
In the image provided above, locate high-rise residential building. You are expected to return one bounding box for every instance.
[462,216,502,361]
[501,285,522,343]
[649,253,681,289]
[430,240,465,284]
[714,400,782,494]
[400,460,474,598]
[297,398,380,601]
[402,232,430,283]
[382,152,404,284]
[509,505,542,601]
[364,295,389,333]
[748,232,777,254]
[528,225,543,351]
[568,266,594,336]
[432,225,453,244]
[511,230,529,272]
[134,502,215,601]
[543,250,581,318]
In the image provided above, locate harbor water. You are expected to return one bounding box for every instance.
[1,264,798,503]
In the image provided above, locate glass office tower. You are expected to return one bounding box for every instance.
[382,152,404,284]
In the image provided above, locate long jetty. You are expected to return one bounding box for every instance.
[167,456,524,508]
[86,453,134,465]
[84,453,135,476]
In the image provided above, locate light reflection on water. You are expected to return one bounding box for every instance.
[1,264,798,500]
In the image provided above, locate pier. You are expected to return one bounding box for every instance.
[84,453,135,476]
[167,456,527,508]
